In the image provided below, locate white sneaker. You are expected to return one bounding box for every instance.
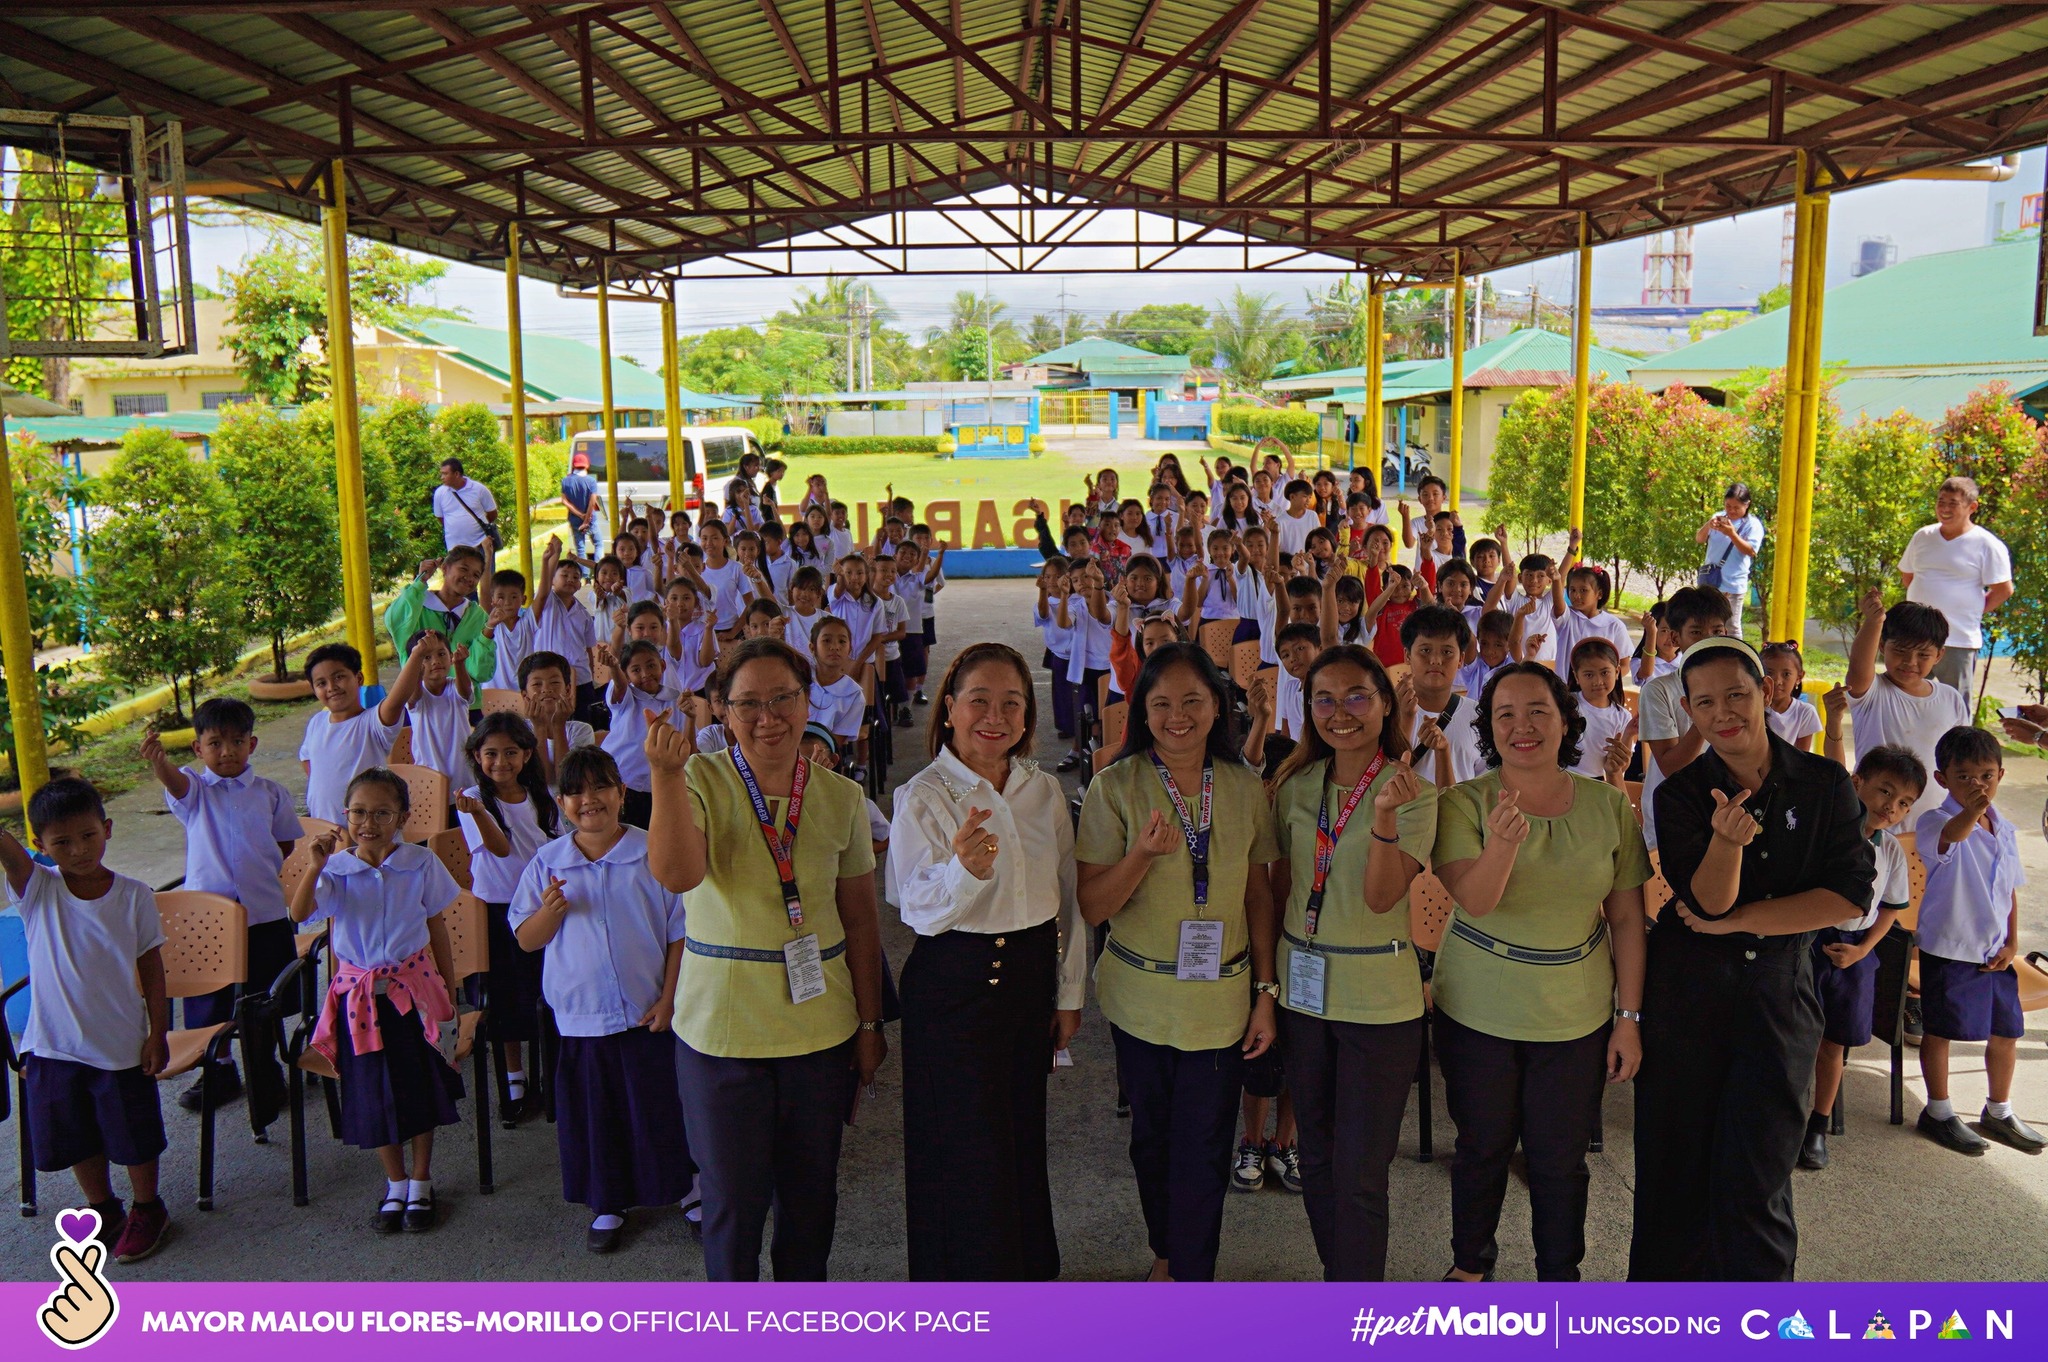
[1230,1141,1265,1193]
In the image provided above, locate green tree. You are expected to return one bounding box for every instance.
[947,327,997,381]
[361,398,441,569]
[1937,384,2047,699]
[677,324,839,410]
[1486,386,1571,548]
[1637,385,1752,599]
[1809,411,1941,641]
[211,403,342,680]
[90,428,244,721]
[3,432,94,650]
[1210,287,1299,388]
[303,399,420,584]
[1105,303,1214,362]
[1736,368,1837,632]
[1025,312,1067,355]
[223,225,460,403]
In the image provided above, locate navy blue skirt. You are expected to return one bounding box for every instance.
[334,996,464,1150]
[1811,927,1880,1047]
[555,1027,693,1213]
[483,901,543,1044]
[1919,951,2024,1042]
[24,1056,167,1172]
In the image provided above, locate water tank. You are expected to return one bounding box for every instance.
[1852,237,1898,278]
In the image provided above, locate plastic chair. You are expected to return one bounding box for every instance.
[278,822,338,908]
[1090,746,1118,776]
[427,828,473,893]
[154,891,249,1210]
[1101,701,1129,753]
[1623,779,1643,825]
[1883,830,1929,1126]
[2,975,32,1216]
[388,726,414,767]
[1230,641,1261,691]
[1197,620,1236,672]
[479,688,525,717]
[1407,870,1458,1163]
[440,892,497,1194]
[385,764,450,841]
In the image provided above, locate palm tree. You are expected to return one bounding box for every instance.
[1304,274,1374,371]
[1210,286,1298,389]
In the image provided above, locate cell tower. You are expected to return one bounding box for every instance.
[1780,207,1796,287]
[1641,226,1695,305]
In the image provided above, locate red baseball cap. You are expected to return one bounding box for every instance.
[571,451,590,468]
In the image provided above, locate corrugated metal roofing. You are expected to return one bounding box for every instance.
[395,318,747,409]
[1028,338,1159,365]
[1827,371,2048,425]
[1327,326,1638,401]
[4,4,2047,285]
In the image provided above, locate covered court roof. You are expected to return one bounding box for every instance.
[4,3,2048,288]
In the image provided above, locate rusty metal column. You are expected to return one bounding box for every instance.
[0,410,51,807]
[505,222,532,588]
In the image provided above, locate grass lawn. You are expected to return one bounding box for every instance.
[780,440,1214,525]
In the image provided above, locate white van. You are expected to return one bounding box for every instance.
[566,425,763,509]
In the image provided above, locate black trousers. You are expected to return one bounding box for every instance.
[1629,926,1822,1282]
[184,918,300,1075]
[674,1036,857,1281]
[1281,1009,1423,1282]
[901,919,1059,1281]
[1110,1024,1243,1282]
[1435,1010,1610,1282]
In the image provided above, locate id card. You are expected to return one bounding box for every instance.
[1176,918,1224,982]
[784,934,828,1004]
[1287,948,1328,1016]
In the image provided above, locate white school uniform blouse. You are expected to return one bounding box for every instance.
[811,673,866,741]
[1275,666,1304,741]
[888,747,1087,1010]
[1913,799,2027,963]
[665,623,713,695]
[1552,608,1632,679]
[457,787,557,903]
[406,681,473,783]
[1409,696,1485,784]
[532,595,598,684]
[1849,675,1969,820]
[486,611,535,691]
[765,552,797,603]
[877,591,912,661]
[1635,670,1689,850]
[1273,507,1319,559]
[1237,568,1279,664]
[829,588,884,662]
[507,827,688,1038]
[165,765,302,924]
[9,866,163,1071]
[1570,701,1632,779]
[1502,591,1558,667]
[299,707,400,824]
[1034,598,1071,660]
[1064,594,1113,683]
[698,560,754,627]
[1838,830,1911,933]
[1765,698,1823,749]
[785,609,825,664]
[1199,564,1239,620]
[307,843,462,970]
[604,683,685,789]
[541,721,598,792]
[826,526,855,562]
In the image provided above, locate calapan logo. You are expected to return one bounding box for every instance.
[1937,1312,1971,1340]
[1863,1312,1896,1340]
[1777,1311,1817,1340]
[37,1207,120,1349]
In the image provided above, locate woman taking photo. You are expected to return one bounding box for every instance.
[1267,644,1436,1281]
[888,642,1087,1281]
[645,637,887,1282]
[1076,642,1281,1283]
[1430,662,1650,1283]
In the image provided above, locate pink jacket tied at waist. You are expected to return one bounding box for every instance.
[311,945,456,1068]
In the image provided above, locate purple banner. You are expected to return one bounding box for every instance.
[4,1278,2040,1358]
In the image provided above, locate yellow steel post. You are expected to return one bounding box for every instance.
[1568,213,1594,537]
[323,160,376,669]
[662,284,685,515]
[505,222,532,590]
[1448,257,1466,510]
[597,269,619,539]
[1769,178,1814,641]
[1786,190,1831,643]
[1365,280,1385,496]
[0,411,52,808]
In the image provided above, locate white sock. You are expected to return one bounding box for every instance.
[407,1178,433,1202]
[590,1213,624,1232]
[507,1070,526,1095]
[1926,1097,1955,1121]
[385,1179,407,1202]
[1987,1099,2014,1120]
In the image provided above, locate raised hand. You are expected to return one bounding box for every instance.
[451,643,469,669]
[1486,787,1529,846]
[1708,789,1761,846]
[453,792,488,819]
[643,710,697,774]
[1247,672,1274,721]
[1566,526,1584,554]
[1136,808,1180,858]
[1374,751,1421,813]
[1602,725,1635,781]
[1858,586,1886,626]
[1415,716,1447,755]
[416,557,443,582]
[952,807,1000,880]
[540,874,570,918]
[308,826,346,868]
[140,730,166,766]
[593,642,618,673]
[1822,683,1848,727]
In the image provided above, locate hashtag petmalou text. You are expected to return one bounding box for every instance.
[1349,1305,1548,1344]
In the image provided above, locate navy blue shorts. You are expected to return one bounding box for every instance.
[1811,926,1880,1047]
[1231,618,1261,646]
[899,633,929,682]
[922,617,937,646]
[24,1055,167,1172]
[1919,951,2024,1042]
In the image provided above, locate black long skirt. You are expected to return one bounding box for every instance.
[333,996,464,1150]
[900,917,1060,1281]
[554,1027,693,1214]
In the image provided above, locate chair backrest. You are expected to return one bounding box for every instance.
[479,688,525,717]
[154,891,249,1000]
[384,764,450,842]
[1091,745,1118,775]
[279,818,340,905]
[1624,779,1644,824]
[1408,871,1456,953]
[1096,672,1112,717]
[438,892,489,987]
[1102,700,1129,753]
[1197,620,1236,671]
[1644,846,1674,917]
[427,827,473,892]
[1230,640,1261,691]
[0,915,30,1037]
[1894,829,1926,932]
[387,725,414,767]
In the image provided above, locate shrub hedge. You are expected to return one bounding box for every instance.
[1213,405,1320,449]
[781,435,945,456]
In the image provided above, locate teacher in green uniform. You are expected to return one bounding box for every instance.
[1431,662,1649,1282]
[645,637,887,1282]
[1267,644,1436,1281]
[1076,641,1281,1283]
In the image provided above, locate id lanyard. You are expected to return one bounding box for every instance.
[729,745,810,930]
[1151,755,1214,912]
[1304,753,1387,940]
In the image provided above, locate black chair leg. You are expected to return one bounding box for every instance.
[288,1061,309,1208]
[1830,1087,1845,1137]
[1416,1013,1434,1163]
[472,1037,495,1195]
[197,1063,217,1211]
[17,1070,36,1217]
[1890,1039,1905,1125]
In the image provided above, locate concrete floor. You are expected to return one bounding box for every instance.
[4,578,2046,1282]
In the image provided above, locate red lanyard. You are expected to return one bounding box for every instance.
[729,746,810,930]
[1305,752,1388,939]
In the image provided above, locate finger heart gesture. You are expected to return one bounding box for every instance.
[1488,788,1529,845]
[1708,789,1760,846]
[952,807,1000,880]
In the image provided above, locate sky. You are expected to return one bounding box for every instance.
[184,149,2041,368]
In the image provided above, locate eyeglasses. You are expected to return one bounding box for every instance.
[345,807,400,824]
[1310,691,1383,719]
[727,691,804,722]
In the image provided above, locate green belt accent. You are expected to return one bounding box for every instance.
[1282,929,1406,957]
[1447,917,1608,966]
[686,937,847,965]
[1103,934,1250,977]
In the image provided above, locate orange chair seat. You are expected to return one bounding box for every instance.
[298,1049,338,1081]
[156,1024,232,1081]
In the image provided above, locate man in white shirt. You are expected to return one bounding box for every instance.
[432,458,499,567]
[1898,476,2013,706]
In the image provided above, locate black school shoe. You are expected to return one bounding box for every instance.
[588,1216,625,1254]
[1917,1110,1988,1156]
[1798,1129,1829,1170]
[373,1194,405,1234]
[1979,1108,2047,1153]
[402,1189,437,1232]
[178,1065,242,1113]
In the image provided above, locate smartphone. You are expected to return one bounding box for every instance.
[2000,706,2026,721]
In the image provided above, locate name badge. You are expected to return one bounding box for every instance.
[1287,948,1328,1016]
[783,934,828,1005]
[1176,918,1224,982]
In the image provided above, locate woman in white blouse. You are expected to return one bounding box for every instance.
[888,641,1087,1281]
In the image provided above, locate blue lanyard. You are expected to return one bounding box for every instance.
[1152,756,1214,909]
[728,746,811,930]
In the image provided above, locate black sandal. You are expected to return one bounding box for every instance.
[374,1195,405,1234]
[402,1189,437,1232]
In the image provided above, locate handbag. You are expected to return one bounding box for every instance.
[1697,525,1732,591]
[449,481,504,552]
